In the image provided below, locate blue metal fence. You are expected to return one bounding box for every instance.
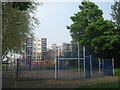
[16,57,114,80]
[85,56,91,78]
[102,58,114,76]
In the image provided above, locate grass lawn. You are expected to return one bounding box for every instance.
[77,68,120,88]
[2,64,7,69]
[114,68,120,76]
[77,81,119,88]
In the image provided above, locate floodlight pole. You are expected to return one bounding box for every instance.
[57,45,62,79]
[72,42,80,79]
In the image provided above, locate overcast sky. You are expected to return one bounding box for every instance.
[33,1,114,48]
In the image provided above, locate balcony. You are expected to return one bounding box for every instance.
[42,45,46,47]
[27,49,33,51]
[27,54,33,56]
[27,45,33,47]
[42,49,47,52]
[42,41,46,43]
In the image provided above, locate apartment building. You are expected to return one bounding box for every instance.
[62,43,72,52]
[26,38,47,60]
[46,44,64,60]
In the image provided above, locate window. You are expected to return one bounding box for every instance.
[33,57,36,59]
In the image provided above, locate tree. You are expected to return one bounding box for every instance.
[12,2,32,11]
[67,2,103,44]
[111,0,120,27]
[67,1,120,67]
[110,0,120,67]
[66,1,103,56]
[2,2,40,59]
[86,18,120,58]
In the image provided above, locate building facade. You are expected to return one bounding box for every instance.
[62,43,72,52]
[26,38,47,60]
[46,44,64,60]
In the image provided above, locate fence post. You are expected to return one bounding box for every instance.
[55,56,58,80]
[98,58,101,76]
[29,58,32,69]
[44,56,45,70]
[16,59,19,79]
[77,43,80,72]
[77,43,80,79]
[83,46,86,78]
[112,58,115,76]
[57,47,60,79]
[102,59,104,75]
[90,55,92,77]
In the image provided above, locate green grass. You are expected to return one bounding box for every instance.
[78,81,119,88]
[0,65,2,69]
[77,68,120,89]
[2,65,7,69]
[1,64,10,69]
[114,68,120,76]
